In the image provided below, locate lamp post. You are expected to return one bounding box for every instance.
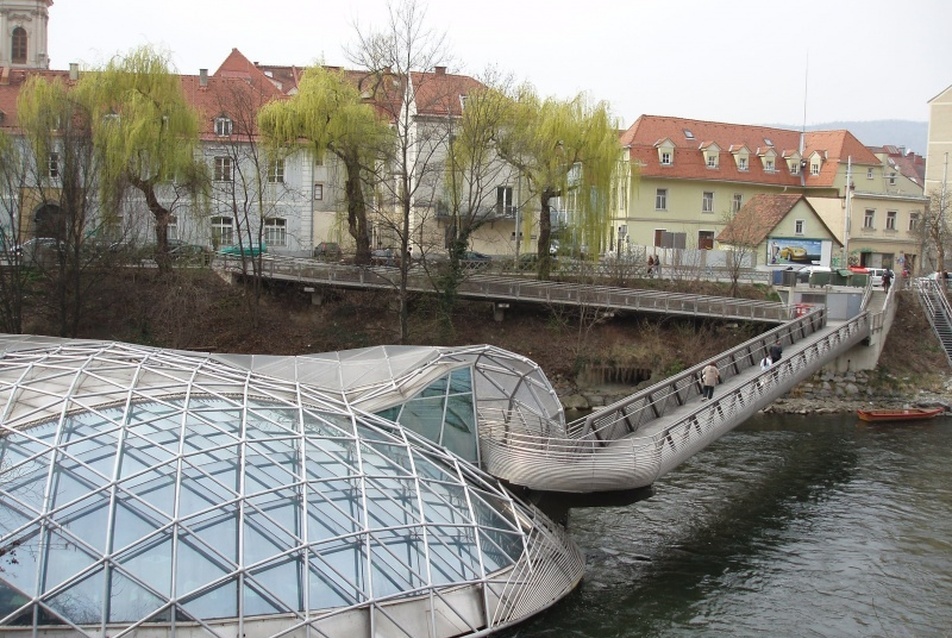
[843,156,852,268]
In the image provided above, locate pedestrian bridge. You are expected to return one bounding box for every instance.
[218,254,883,495]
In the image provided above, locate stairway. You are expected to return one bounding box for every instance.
[914,278,952,368]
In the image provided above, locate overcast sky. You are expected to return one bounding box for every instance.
[49,0,950,129]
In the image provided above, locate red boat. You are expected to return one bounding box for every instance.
[856,407,944,422]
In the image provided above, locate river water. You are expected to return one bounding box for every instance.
[502,412,952,638]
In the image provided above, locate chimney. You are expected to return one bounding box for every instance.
[434,66,446,76]
[199,68,208,87]
[69,63,79,81]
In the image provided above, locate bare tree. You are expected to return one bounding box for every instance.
[921,191,951,276]
[348,0,452,343]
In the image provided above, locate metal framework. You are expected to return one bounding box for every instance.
[0,335,582,638]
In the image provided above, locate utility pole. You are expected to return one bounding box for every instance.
[843,156,852,268]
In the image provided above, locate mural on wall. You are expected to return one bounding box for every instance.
[767,237,822,265]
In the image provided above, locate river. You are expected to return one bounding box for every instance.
[501,412,952,638]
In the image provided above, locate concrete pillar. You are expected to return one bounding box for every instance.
[493,302,509,322]
[304,286,323,306]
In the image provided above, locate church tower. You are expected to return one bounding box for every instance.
[0,0,51,69]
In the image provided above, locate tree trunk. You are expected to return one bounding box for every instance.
[537,188,557,280]
[343,152,372,265]
[132,178,172,273]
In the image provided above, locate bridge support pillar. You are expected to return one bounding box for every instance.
[493,302,509,322]
[304,286,324,306]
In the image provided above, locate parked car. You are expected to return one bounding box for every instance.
[460,251,492,269]
[371,247,397,266]
[864,267,890,287]
[15,237,63,266]
[219,243,267,257]
[795,265,832,283]
[167,242,213,266]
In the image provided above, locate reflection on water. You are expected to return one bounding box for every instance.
[502,413,952,638]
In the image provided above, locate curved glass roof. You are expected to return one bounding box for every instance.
[0,336,582,638]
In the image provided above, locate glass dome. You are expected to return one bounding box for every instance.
[0,335,582,638]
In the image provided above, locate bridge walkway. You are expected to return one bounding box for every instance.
[478,308,870,494]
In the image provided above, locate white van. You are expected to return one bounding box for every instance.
[865,267,889,287]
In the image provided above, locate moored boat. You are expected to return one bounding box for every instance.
[856,407,944,422]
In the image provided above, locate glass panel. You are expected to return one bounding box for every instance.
[307,480,363,542]
[449,368,472,394]
[49,456,106,508]
[441,395,477,461]
[359,440,414,476]
[0,530,42,595]
[363,478,418,530]
[116,467,176,518]
[111,499,166,554]
[116,536,172,598]
[186,507,238,565]
[0,581,31,622]
[420,376,447,397]
[52,496,109,554]
[177,454,238,517]
[45,567,104,625]
[174,537,230,600]
[393,397,444,446]
[419,482,469,526]
[43,529,98,592]
[244,493,299,564]
[245,556,302,614]
[424,525,480,583]
[368,528,425,598]
[245,406,300,437]
[304,439,356,480]
[108,569,165,622]
[180,579,237,620]
[308,540,367,609]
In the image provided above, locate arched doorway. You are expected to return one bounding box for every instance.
[33,203,64,239]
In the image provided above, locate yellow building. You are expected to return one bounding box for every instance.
[616,115,925,271]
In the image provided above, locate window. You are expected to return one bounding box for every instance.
[738,156,748,171]
[788,160,800,175]
[683,129,694,139]
[267,158,285,183]
[314,183,324,200]
[48,152,59,178]
[11,27,26,65]
[706,153,718,169]
[764,159,775,172]
[214,116,233,137]
[264,218,287,246]
[655,188,667,210]
[211,216,234,246]
[867,168,874,180]
[731,193,743,214]
[701,191,713,213]
[795,219,804,234]
[496,185,514,216]
[698,230,714,250]
[863,209,875,229]
[888,172,897,186]
[213,156,232,182]
[909,212,919,232]
[886,210,897,230]
[168,215,178,242]
[660,150,672,165]
[811,162,820,176]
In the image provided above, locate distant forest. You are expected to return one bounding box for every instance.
[767,120,927,156]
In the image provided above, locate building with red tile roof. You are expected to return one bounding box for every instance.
[617,115,926,271]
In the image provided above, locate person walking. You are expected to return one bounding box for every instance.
[759,355,772,371]
[701,363,720,400]
[769,340,782,363]
[882,269,893,292]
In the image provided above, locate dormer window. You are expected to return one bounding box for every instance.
[760,147,777,172]
[731,145,750,172]
[738,156,748,171]
[810,162,820,176]
[700,142,720,169]
[788,160,800,174]
[765,158,775,171]
[214,116,233,137]
[656,138,675,166]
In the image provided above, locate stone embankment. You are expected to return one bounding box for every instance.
[558,369,952,417]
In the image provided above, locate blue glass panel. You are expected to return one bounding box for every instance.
[116,535,172,598]
[180,579,237,620]
[307,480,363,542]
[418,482,469,526]
[42,529,98,592]
[49,455,107,508]
[119,430,178,479]
[0,582,30,622]
[422,524,480,583]
[308,540,367,609]
[244,493,300,565]
[359,440,414,476]
[304,439,357,481]
[177,454,238,517]
[362,478,418,530]
[245,406,300,437]
[108,568,165,622]
[184,507,238,565]
[394,397,444,445]
[375,406,401,422]
[116,467,176,519]
[111,499,166,554]
[51,496,109,554]
[45,566,104,625]
[1,458,48,521]
[420,376,447,397]
[441,395,477,461]
[449,368,472,394]
[246,555,302,614]
[368,528,425,598]
[0,530,42,596]
[479,529,525,571]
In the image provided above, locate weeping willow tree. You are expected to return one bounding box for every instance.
[76,46,208,272]
[489,85,620,279]
[258,66,393,265]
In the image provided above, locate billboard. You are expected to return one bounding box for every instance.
[767,237,823,265]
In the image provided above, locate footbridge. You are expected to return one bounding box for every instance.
[216,255,790,323]
[479,306,871,494]
[219,254,882,495]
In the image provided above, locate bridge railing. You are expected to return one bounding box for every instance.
[217,254,792,323]
[568,307,829,442]
[477,309,872,492]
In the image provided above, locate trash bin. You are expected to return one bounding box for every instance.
[782,270,798,286]
[810,272,830,287]
[831,269,849,286]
